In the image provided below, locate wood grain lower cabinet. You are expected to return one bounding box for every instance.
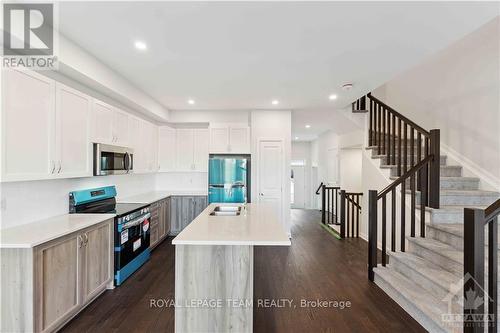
[81,222,113,303]
[35,234,81,333]
[0,219,113,333]
[169,196,208,236]
[150,197,171,250]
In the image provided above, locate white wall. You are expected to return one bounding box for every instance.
[155,172,208,191]
[292,142,313,208]
[0,173,156,229]
[311,130,339,186]
[339,148,362,193]
[373,17,500,190]
[251,110,292,236]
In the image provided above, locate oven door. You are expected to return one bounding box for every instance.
[94,143,134,176]
[115,213,151,271]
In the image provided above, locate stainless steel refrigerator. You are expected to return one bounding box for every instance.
[208,155,251,204]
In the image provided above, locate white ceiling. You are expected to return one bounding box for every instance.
[58,2,499,140]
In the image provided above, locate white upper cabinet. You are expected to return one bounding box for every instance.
[174,128,209,172]
[176,129,195,171]
[209,125,230,153]
[91,100,129,146]
[229,125,250,153]
[55,83,92,178]
[2,70,56,181]
[113,109,129,147]
[209,123,250,153]
[91,100,114,144]
[193,129,209,171]
[150,124,159,172]
[1,70,93,182]
[158,126,176,172]
[128,116,144,172]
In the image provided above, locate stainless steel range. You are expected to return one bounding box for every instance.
[69,186,150,286]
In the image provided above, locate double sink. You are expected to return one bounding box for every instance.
[209,205,242,216]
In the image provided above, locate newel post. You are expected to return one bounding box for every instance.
[463,208,485,333]
[340,190,346,238]
[429,129,440,209]
[368,190,378,281]
[321,185,326,224]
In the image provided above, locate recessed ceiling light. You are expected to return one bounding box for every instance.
[305,124,311,129]
[134,40,147,51]
[295,136,299,140]
[329,94,338,100]
[272,100,279,105]
[187,99,195,105]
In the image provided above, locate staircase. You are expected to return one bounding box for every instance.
[358,94,500,332]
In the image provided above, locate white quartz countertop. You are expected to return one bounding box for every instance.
[0,214,116,248]
[172,203,291,246]
[117,190,208,204]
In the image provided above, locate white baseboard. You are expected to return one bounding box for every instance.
[441,142,500,192]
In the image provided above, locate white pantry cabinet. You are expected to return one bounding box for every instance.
[175,128,209,172]
[209,123,250,153]
[91,100,129,146]
[1,71,92,182]
[158,126,176,172]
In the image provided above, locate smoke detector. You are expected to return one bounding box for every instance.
[342,83,354,91]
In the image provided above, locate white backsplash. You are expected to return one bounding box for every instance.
[0,172,207,229]
[155,172,208,191]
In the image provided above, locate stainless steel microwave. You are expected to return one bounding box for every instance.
[93,143,133,176]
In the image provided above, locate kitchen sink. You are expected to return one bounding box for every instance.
[209,205,242,216]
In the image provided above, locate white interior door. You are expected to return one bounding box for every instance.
[258,140,283,221]
[291,165,305,208]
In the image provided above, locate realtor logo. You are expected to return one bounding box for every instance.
[442,273,494,329]
[2,2,58,69]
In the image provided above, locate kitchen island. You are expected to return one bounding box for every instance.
[172,203,290,333]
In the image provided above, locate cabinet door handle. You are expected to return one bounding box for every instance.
[57,161,62,174]
[84,233,89,246]
[78,235,83,248]
[50,160,55,174]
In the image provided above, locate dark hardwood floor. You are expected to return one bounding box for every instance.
[61,209,424,333]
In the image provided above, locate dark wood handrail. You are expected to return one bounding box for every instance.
[367,93,430,137]
[365,92,441,282]
[485,198,500,223]
[315,182,324,195]
[377,155,433,198]
[346,195,362,210]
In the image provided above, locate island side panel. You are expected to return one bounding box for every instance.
[175,244,253,333]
